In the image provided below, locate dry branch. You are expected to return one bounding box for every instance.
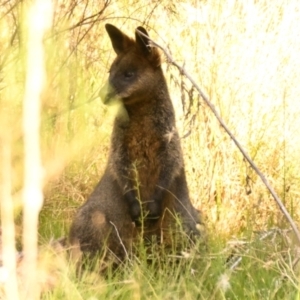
[136,29,300,246]
[0,139,19,300]
[22,1,52,299]
[68,1,111,31]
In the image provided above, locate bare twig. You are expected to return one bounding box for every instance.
[136,29,300,245]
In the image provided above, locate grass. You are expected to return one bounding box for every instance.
[1,0,300,298]
[37,227,299,299]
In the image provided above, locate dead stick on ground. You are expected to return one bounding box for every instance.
[136,29,300,246]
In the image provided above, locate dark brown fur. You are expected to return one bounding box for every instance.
[69,24,202,263]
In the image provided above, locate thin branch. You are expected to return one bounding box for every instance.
[136,29,300,246]
[109,221,129,260]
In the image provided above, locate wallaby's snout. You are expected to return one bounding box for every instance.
[100,81,118,105]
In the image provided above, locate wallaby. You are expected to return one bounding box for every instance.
[69,24,203,263]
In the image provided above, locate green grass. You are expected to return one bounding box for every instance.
[37,227,299,299]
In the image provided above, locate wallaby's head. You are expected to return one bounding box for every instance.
[101,24,163,106]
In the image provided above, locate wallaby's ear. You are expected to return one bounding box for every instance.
[105,24,134,54]
[135,26,152,55]
[135,26,161,67]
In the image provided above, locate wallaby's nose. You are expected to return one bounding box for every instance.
[100,81,117,105]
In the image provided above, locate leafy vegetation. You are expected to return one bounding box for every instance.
[1,0,300,298]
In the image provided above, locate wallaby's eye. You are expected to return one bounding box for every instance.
[124,71,134,79]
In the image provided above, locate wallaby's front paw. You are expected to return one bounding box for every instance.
[129,200,141,222]
[146,200,161,220]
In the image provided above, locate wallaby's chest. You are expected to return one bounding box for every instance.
[124,119,162,167]
[122,118,163,189]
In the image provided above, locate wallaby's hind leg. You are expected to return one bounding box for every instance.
[162,169,203,238]
[69,171,135,264]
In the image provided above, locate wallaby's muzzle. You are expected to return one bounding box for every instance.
[100,81,118,105]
